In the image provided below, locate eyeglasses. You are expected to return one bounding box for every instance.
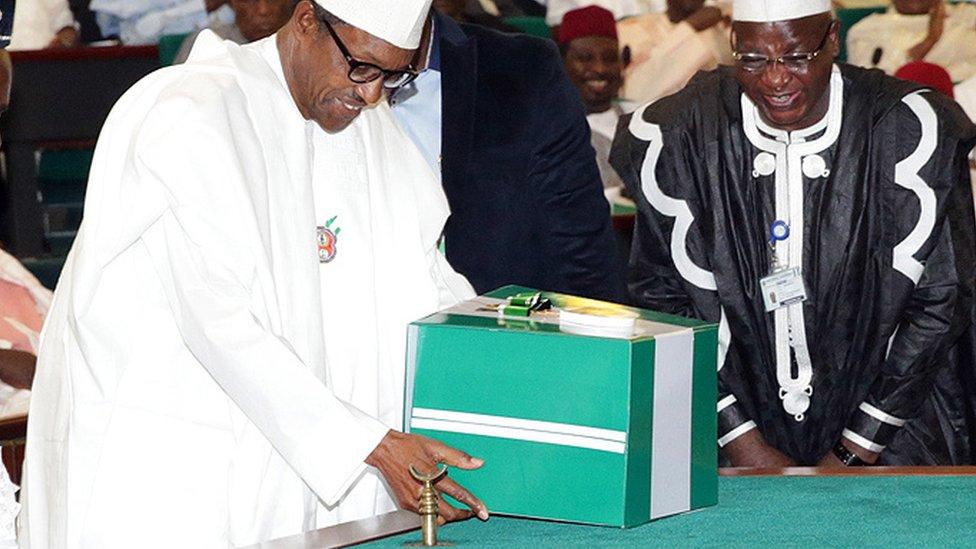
[732,21,836,74]
[319,16,419,89]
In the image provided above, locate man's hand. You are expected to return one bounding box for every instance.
[47,26,79,49]
[817,437,879,468]
[0,349,36,390]
[721,428,797,468]
[907,1,946,61]
[686,7,726,32]
[366,430,489,524]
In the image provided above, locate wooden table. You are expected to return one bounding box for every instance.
[0,46,160,255]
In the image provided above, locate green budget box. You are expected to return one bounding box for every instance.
[403,286,718,528]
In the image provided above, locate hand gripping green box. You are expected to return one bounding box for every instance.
[403,286,718,527]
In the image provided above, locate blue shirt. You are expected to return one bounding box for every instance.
[390,23,443,176]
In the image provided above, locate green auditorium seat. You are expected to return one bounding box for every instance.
[19,256,65,290]
[158,33,192,66]
[504,16,553,40]
[36,147,92,257]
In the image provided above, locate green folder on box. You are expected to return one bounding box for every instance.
[404,286,718,528]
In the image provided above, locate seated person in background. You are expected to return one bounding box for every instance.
[89,0,208,45]
[895,60,955,98]
[0,247,50,415]
[847,0,976,83]
[174,0,296,63]
[0,40,49,402]
[559,5,634,199]
[390,5,625,302]
[618,0,734,104]
[0,28,30,549]
[8,0,79,50]
[546,0,664,27]
[612,0,976,467]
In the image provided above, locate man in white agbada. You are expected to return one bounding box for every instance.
[617,0,734,105]
[846,0,976,82]
[19,0,490,546]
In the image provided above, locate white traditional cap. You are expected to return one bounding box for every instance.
[314,0,432,49]
[733,0,831,22]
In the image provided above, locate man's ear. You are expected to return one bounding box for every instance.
[827,19,841,57]
[293,0,320,40]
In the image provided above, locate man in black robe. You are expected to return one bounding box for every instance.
[611,0,976,467]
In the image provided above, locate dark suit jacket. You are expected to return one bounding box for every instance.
[436,13,625,302]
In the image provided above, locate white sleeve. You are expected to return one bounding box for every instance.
[622,22,714,105]
[9,0,76,50]
[47,0,77,33]
[845,21,878,69]
[135,92,389,506]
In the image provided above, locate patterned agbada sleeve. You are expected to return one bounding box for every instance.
[611,90,756,449]
[843,92,976,454]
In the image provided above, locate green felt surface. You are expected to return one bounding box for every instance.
[369,475,976,547]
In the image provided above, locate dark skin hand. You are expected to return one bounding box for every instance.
[817,437,880,467]
[0,350,36,390]
[366,430,489,524]
[685,7,725,31]
[907,1,946,62]
[722,428,797,467]
[47,26,80,48]
[668,0,725,31]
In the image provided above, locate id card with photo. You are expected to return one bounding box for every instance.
[760,267,807,312]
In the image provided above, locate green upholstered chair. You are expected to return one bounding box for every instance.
[36,148,93,256]
[19,256,66,290]
[158,32,192,66]
[503,16,553,40]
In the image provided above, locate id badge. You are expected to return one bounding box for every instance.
[760,267,807,312]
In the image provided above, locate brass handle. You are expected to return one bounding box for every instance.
[410,464,448,546]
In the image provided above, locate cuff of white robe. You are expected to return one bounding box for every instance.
[295,404,391,506]
[843,402,907,453]
[52,14,79,35]
[717,395,755,447]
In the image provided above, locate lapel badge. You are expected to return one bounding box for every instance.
[317,215,341,263]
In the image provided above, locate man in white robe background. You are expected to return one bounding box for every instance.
[846,0,976,83]
[19,0,489,546]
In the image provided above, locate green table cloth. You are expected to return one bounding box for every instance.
[370,475,976,547]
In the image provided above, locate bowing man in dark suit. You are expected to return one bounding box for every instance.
[390,9,625,302]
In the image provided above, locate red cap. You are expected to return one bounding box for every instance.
[558,5,618,45]
[895,61,955,98]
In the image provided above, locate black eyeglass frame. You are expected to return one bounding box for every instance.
[319,15,420,90]
[731,20,838,74]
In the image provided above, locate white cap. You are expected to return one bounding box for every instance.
[314,0,432,49]
[733,0,831,22]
